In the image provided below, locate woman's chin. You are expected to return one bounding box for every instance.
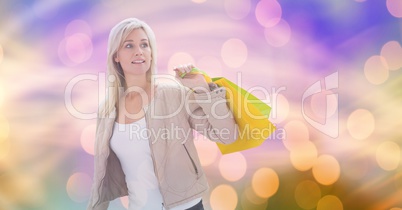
[124,68,150,76]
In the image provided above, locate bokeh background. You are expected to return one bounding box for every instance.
[1,0,402,209]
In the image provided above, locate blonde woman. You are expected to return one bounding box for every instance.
[87,18,238,210]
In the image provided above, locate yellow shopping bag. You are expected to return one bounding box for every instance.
[182,68,276,154]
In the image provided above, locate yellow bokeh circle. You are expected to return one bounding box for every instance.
[241,187,268,210]
[283,120,309,151]
[376,141,400,171]
[244,186,267,205]
[347,109,375,140]
[210,184,238,210]
[316,195,343,210]
[312,155,340,186]
[364,55,389,85]
[294,180,321,209]
[290,141,318,171]
[218,152,247,182]
[251,167,279,198]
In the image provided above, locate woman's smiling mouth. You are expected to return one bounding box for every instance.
[131,60,145,64]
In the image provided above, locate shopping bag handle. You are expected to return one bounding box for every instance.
[179,67,207,78]
[179,68,213,83]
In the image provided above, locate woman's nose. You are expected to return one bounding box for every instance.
[134,48,143,56]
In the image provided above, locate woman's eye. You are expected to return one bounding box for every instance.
[125,44,133,48]
[140,43,149,48]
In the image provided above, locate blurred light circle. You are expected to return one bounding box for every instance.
[196,56,222,77]
[80,124,96,155]
[167,52,195,75]
[316,195,343,210]
[120,196,129,209]
[255,0,282,28]
[312,155,340,186]
[294,180,321,209]
[310,90,338,119]
[380,41,402,71]
[194,135,219,166]
[347,109,375,140]
[269,94,289,124]
[387,0,402,18]
[290,141,318,171]
[364,55,389,85]
[192,0,207,3]
[244,186,267,205]
[241,187,268,210]
[252,168,279,198]
[224,0,251,20]
[65,19,93,37]
[66,33,93,64]
[221,38,248,68]
[219,152,247,182]
[264,19,291,47]
[210,184,238,210]
[376,141,400,171]
[283,120,309,151]
[66,172,92,203]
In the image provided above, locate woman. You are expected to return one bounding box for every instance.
[87,18,238,210]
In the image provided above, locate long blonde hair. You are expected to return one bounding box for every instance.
[100,18,157,118]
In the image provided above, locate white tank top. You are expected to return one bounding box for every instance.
[110,117,201,210]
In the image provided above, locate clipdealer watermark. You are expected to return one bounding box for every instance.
[64,71,338,139]
[115,122,281,144]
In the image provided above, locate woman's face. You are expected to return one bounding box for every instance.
[115,28,152,77]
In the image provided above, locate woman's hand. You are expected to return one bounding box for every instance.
[174,64,210,93]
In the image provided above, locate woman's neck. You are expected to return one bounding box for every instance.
[123,73,152,100]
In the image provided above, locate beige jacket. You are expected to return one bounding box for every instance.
[87,82,238,210]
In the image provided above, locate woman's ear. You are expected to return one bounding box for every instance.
[114,54,119,63]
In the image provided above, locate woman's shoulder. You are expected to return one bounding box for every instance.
[155,79,190,94]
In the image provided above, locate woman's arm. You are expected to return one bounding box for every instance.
[174,64,238,144]
[186,87,238,144]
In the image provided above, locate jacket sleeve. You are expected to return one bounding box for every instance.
[86,113,112,210]
[86,199,109,210]
[185,87,238,144]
